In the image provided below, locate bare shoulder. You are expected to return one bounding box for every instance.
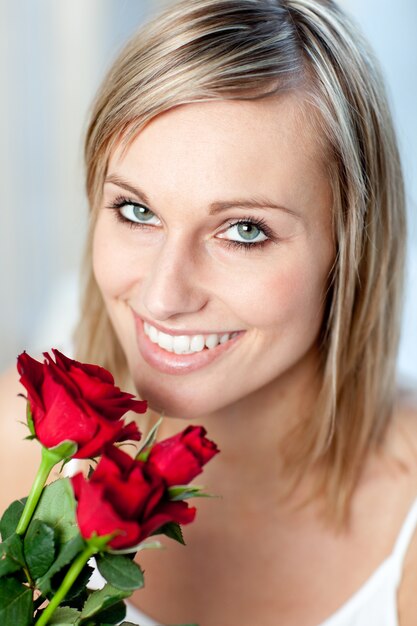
[398,553,417,624]
[391,390,417,625]
[0,364,41,509]
[398,500,417,626]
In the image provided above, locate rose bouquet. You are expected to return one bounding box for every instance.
[0,349,219,626]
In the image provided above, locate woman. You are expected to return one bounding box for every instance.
[1,0,417,624]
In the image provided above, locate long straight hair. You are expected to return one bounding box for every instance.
[75,0,406,524]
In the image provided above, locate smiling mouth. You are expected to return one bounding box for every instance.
[134,314,244,375]
[143,321,239,355]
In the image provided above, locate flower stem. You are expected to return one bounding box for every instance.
[16,446,61,535]
[35,543,97,626]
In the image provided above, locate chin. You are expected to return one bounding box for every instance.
[133,382,209,420]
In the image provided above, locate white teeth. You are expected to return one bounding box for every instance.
[158,331,174,352]
[190,335,205,352]
[205,334,220,349]
[149,324,158,343]
[143,322,236,354]
[173,335,192,354]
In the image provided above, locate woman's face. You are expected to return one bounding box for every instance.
[93,95,334,418]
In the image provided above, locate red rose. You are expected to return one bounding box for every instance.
[71,445,196,549]
[17,349,146,458]
[147,426,219,486]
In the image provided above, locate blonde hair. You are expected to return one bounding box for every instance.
[75,0,406,523]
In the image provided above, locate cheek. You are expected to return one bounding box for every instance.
[218,252,328,333]
[92,217,142,299]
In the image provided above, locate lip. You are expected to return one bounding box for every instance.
[139,314,239,337]
[134,314,244,375]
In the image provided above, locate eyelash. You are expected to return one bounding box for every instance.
[107,195,156,229]
[106,195,276,251]
[222,217,275,251]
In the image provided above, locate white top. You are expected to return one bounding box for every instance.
[124,495,417,626]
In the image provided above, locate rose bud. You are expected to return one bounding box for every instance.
[147,425,219,486]
[72,445,196,549]
[17,349,146,458]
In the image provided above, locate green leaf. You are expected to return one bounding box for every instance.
[45,606,81,624]
[96,553,144,591]
[135,417,163,462]
[0,499,27,541]
[80,583,130,619]
[60,587,88,612]
[168,485,214,501]
[154,522,185,545]
[24,519,55,580]
[0,576,33,626]
[57,562,94,602]
[90,599,127,624]
[37,534,85,595]
[0,548,21,579]
[0,534,26,578]
[47,440,78,462]
[26,402,36,437]
[31,478,78,543]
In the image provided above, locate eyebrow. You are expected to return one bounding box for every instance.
[105,173,299,218]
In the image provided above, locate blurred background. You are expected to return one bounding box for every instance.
[0,0,416,383]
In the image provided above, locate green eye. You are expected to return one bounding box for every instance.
[223,221,268,245]
[120,203,160,225]
[236,223,262,241]
[133,206,154,221]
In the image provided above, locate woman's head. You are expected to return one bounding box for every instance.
[76,0,405,520]
[93,94,334,418]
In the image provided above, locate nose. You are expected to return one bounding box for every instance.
[141,235,209,321]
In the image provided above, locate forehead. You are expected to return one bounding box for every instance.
[108,93,330,217]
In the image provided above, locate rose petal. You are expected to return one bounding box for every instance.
[18,349,145,457]
[182,426,220,464]
[140,500,196,540]
[71,474,141,549]
[17,352,46,418]
[35,375,97,449]
[52,349,115,385]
